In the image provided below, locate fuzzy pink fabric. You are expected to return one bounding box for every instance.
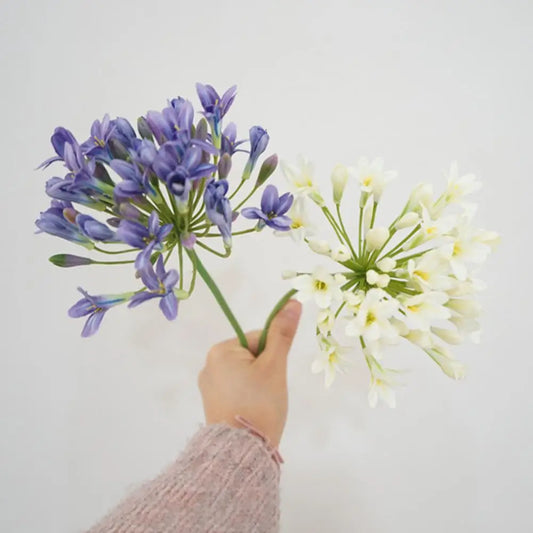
[86,415,283,532]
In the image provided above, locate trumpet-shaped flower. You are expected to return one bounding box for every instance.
[425,344,466,379]
[442,162,482,205]
[241,185,293,231]
[277,196,315,241]
[345,289,400,343]
[242,126,269,179]
[128,256,179,320]
[292,267,345,308]
[399,291,451,331]
[366,353,399,408]
[116,211,173,270]
[439,220,493,281]
[76,214,115,242]
[317,308,336,335]
[281,156,324,205]
[204,179,233,247]
[68,288,132,337]
[355,157,396,203]
[311,335,352,388]
[407,251,453,291]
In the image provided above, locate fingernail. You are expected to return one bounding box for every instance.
[282,299,302,320]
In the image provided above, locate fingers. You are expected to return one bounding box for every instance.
[260,299,302,370]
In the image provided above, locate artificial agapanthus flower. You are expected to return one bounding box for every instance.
[281,157,498,406]
[36,83,293,342]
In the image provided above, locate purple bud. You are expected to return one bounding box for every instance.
[218,153,232,179]
[195,118,208,141]
[137,116,154,141]
[49,254,93,267]
[255,153,278,187]
[181,232,197,249]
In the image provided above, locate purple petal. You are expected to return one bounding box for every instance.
[81,311,106,337]
[140,263,160,291]
[276,192,294,215]
[265,215,292,231]
[148,211,159,236]
[134,244,155,271]
[163,269,179,289]
[160,292,178,320]
[241,207,265,220]
[128,291,157,308]
[261,185,278,214]
[68,298,93,318]
[155,255,166,279]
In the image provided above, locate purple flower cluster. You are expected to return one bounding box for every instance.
[36,83,292,336]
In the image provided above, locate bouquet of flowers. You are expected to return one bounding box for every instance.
[281,157,498,406]
[35,83,293,349]
[35,83,498,406]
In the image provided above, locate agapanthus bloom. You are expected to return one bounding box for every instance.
[68,288,132,337]
[128,256,179,320]
[37,83,292,341]
[281,157,497,407]
[241,185,293,231]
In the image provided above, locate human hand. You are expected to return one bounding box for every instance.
[197,300,302,448]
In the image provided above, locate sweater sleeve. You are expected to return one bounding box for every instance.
[85,416,283,533]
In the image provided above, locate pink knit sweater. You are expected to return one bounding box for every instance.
[86,415,283,532]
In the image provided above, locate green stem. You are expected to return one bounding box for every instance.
[196,240,231,258]
[335,204,358,259]
[321,207,345,244]
[256,289,297,356]
[94,246,137,255]
[234,187,258,212]
[228,179,246,201]
[386,224,421,257]
[202,228,256,238]
[177,241,184,289]
[93,259,135,265]
[186,248,248,348]
[358,206,363,256]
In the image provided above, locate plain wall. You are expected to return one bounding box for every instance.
[1,1,532,531]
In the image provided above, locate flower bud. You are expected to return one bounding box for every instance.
[137,116,154,141]
[376,257,396,272]
[395,212,420,229]
[406,183,433,213]
[308,239,331,255]
[181,232,197,249]
[282,270,298,279]
[218,153,232,179]
[366,269,379,285]
[431,327,463,345]
[330,244,350,262]
[255,154,278,188]
[49,254,93,268]
[119,203,142,220]
[365,227,389,251]
[376,274,390,288]
[108,138,129,160]
[331,164,349,204]
[195,118,208,141]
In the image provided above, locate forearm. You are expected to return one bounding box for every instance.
[86,420,282,533]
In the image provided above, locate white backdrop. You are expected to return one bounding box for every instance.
[1,1,532,531]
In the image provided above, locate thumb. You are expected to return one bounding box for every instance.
[261,299,302,368]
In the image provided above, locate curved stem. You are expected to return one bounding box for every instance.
[196,240,231,258]
[186,248,248,348]
[256,289,297,356]
[335,204,358,259]
[94,246,137,255]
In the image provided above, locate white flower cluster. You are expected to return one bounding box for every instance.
[281,157,499,407]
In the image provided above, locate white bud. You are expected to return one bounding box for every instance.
[365,227,389,251]
[431,327,463,345]
[376,274,390,288]
[407,183,433,213]
[282,270,298,279]
[331,164,349,204]
[447,298,481,318]
[366,269,379,285]
[308,239,331,255]
[330,244,351,262]
[395,212,420,229]
[376,257,396,272]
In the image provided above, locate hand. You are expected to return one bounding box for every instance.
[197,300,302,448]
